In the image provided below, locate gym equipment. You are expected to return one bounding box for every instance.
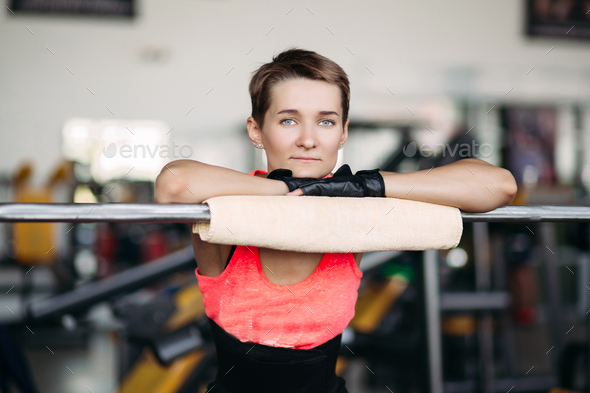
[1,204,590,393]
[11,160,72,265]
[27,246,195,321]
[559,342,588,392]
[2,203,588,223]
[192,195,463,252]
[0,323,40,393]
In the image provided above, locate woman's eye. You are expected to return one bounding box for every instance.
[281,118,335,126]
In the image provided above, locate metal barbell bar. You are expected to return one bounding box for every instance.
[0,203,589,223]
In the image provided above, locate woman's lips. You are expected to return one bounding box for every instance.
[292,158,319,163]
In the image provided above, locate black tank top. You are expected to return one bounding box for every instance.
[225,245,237,270]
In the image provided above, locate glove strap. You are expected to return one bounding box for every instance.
[355,169,386,197]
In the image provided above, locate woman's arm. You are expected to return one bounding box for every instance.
[154,159,289,204]
[380,158,517,213]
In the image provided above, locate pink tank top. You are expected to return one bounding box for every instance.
[195,169,363,349]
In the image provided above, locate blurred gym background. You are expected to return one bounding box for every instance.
[1,0,590,392]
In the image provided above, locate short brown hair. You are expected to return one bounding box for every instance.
[248,47,350,132]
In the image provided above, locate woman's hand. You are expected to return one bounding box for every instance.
[297,164,385,198]
[286,189,304,196]
[284,164,385,197]
[266,168,318,192]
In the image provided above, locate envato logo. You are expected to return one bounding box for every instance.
[102,141,193,159]
[402,141,493,158]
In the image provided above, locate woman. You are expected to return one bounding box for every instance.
[155,48,517,393]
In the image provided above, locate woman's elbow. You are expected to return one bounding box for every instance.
[465,169,517,213]
[154,169,184,203]
[501,169,518,205]
[486,170,518,210]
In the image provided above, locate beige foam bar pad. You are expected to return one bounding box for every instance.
[192,195,463,253]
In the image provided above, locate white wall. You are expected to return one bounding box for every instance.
[1,0,589,185]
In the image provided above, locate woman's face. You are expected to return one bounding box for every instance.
[247,78,349,179]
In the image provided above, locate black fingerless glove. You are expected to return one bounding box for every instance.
[298,164,385,198]
[266,168,319,192]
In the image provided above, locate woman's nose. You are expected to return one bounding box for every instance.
[297,123,318,148]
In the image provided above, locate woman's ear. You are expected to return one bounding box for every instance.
[340,118,350,145]
[246,116,263,145]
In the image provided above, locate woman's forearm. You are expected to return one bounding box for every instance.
[154,160,289,204]
[380,158,517,213]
